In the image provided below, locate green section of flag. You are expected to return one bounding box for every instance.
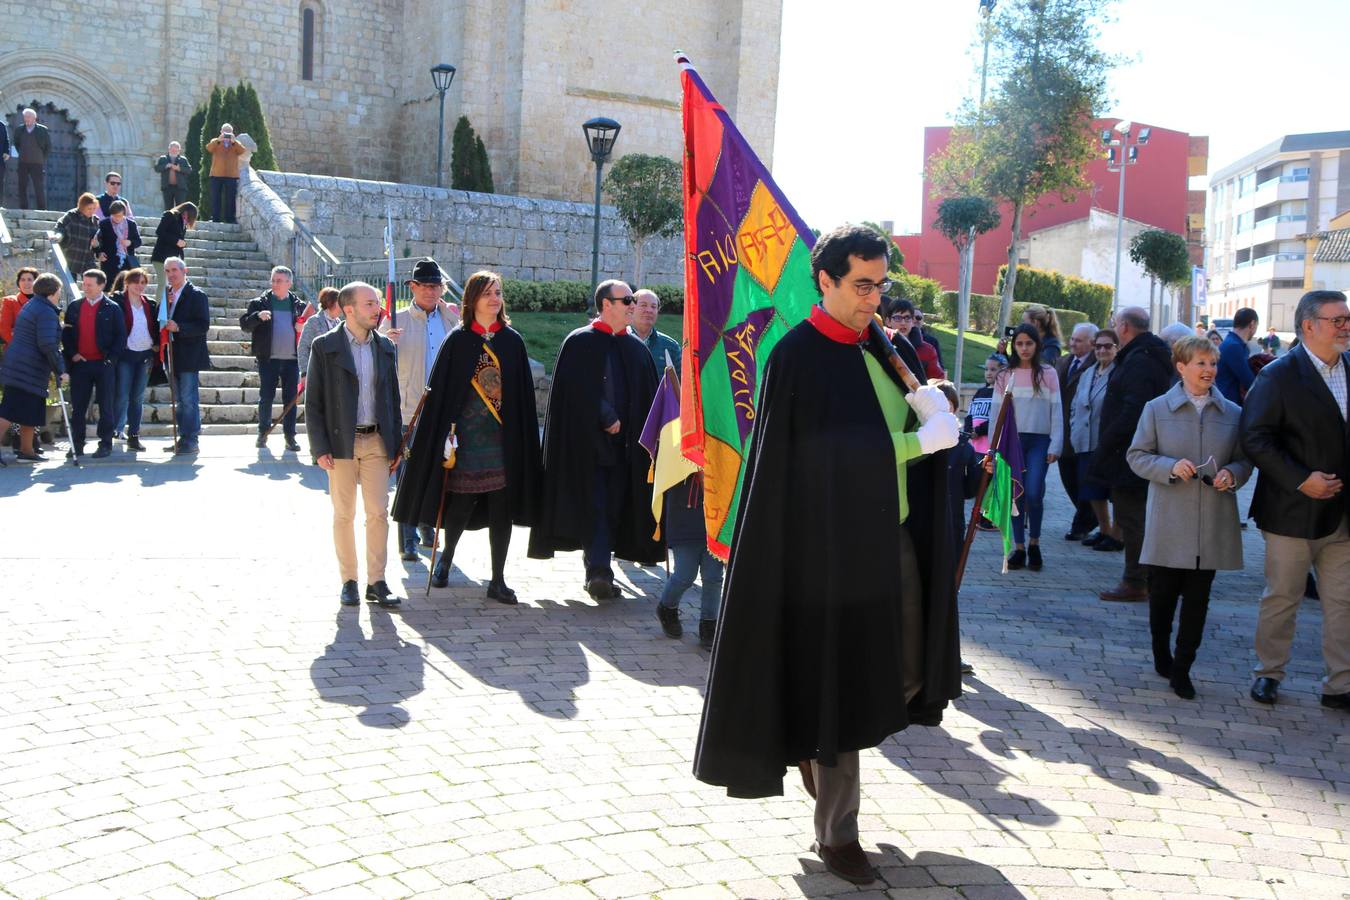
[981,453,1015,561]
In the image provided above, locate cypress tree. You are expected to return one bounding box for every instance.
[450,116,476,190]
[238,82,278,170]
[199,85,225,218]
[474,135,494,193]
[183,103,206,206]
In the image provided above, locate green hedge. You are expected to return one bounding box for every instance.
[995,265,1112,328]
[501,279,684,313]
[940,292,1003,332]
[1011,301,1086,335]
[887,270,944,314]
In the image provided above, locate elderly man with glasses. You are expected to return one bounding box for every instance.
[528,279,663,600]
[1241,290,1350,710]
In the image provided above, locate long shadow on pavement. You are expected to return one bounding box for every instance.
[310,604,424,728]
[793,847,1023,898]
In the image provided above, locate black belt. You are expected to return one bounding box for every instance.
[355,424,379,435]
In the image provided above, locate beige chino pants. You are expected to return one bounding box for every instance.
[328,432,391,585]
[1255,523,1350,695]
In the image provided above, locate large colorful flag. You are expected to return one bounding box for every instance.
[677,53,819,559]
[639,366,699,540]
[980,392,1026,571]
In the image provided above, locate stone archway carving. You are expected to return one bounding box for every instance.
[0,52,146,210]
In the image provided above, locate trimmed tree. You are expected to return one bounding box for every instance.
[928,0,1116,333]
[1128,229,1190,325]
[473,135,495,193]
[199,85,225,218]
[236,82,278,170]
[450,116,478,191]
[183,103,206,207]
[934,196,1002,385]
[602,153,682,285]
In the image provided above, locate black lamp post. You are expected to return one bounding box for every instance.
[582,116,621,295]
[431,63,457,187]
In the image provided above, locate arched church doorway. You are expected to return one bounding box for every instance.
[3,101,86,210]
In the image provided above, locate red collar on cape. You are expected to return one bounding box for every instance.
[590,319,624,335]
[808,304,866,345]
[470,319,503,336]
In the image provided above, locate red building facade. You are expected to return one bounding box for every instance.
[899,120,1207,293]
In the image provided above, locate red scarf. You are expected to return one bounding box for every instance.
[808,304,865,345]
[590,319,622,335]
[470,319,504,336]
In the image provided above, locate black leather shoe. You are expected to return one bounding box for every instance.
[284,437,302,452]
[657,604,682,638]
[699,619,716,650]
[92,444,112,459]
[486,580,518,605]
[430,560,451,588]
[1027,544,1043,570]
[1006,548,1026,570]
[255,434,267,448]
[15,450,42,462]
[1081,531,1103,546]
[1320,691,1350,710]
[126,436,146,452]
[366,581,401,608]
[173,442,198,455]
[1170,671,1196,700]
[585,576,618,600]
[1093,535,1125,552]
[1065,530,1088,541]
[339,580,360,606]
[960,660,975,674]
[813,840,878,885]
[1250,676,1279,705]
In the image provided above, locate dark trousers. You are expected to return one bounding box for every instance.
[162,184,187,211]
[69,359,116,450]
[210,176,238,223]
[438,488,512,582]
[1112,485,1148,588]
[1148,565,1216,669]
[1058,454,1096,535]
[257,358,299,438]
[18,163,45,209]
[584,464,624,580]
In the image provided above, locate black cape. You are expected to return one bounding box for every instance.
[391,325,541,529]
[527,324,664,565]
[693,320,961,798]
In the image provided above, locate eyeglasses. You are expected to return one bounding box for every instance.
[889,313,914,323]
[1094,342,1116,349]
[107,181,121,186]
[1314,315,1350,329]
[841,278,892,297]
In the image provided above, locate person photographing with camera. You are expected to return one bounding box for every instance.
[204,124,247,223]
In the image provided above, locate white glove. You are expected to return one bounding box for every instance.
[907,384,949,425]
[915,411,960,455]
[443,432,457,459]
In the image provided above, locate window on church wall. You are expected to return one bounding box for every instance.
[300,3,321,81]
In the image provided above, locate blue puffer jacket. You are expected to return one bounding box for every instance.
[0,297,65,397]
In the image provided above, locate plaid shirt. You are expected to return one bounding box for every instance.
[1300,342,1348,420]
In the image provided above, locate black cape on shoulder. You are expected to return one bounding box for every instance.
[527,325,664,565]
[391,325,541,529]
[693,320,961,799]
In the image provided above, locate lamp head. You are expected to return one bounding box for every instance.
[582,116,621,164]
[430,63,457,93]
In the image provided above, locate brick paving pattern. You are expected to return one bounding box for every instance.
[2,438,1347,898]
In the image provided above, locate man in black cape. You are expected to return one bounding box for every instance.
[694,225,964,885]
[528,279,663,599]
[390,274,541,600]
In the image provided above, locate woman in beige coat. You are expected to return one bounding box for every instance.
[1127,336,1253,699]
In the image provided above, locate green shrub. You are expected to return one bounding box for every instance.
[940,291,1003,332]
[995,264,1112,328]
[1010,302,1086,335]
[887,270,943,314]
[500,279,684,314]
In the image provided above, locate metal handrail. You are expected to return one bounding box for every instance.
[44,233,77,304]
[289,218,341,305]
[0,207,11,246]
[330,256,465,306]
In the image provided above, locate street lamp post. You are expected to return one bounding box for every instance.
[1103,121,1149,313]
[431,63,457,188]
[582,116,621,296]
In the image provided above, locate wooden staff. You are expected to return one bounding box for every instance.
[388,387,430,475]
[954,385,1013,593]
[425,424,456,596]
[160,333,180,452]
[866,319,922,394]
[261,381,304,440]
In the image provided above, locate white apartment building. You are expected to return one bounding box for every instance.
[1205,131,1350,331]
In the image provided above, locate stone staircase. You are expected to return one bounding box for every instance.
[2,208,296,437]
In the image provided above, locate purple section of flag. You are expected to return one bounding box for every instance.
[720,306,776,443]
[994,397,1025,500]
[640,368,681,461]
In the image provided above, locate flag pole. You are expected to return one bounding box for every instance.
[866,320,922,394]
[954,385,1013,593]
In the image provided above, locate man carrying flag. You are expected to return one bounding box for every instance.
[640,361,724,649]
[158,257,209,454]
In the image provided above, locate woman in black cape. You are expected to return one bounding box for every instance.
[391,271,541,603]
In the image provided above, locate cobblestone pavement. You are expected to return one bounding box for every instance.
[2,438,1347,899]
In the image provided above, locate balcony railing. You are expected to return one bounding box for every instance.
[1234,252,1306,270]
[1253,213,1308,228]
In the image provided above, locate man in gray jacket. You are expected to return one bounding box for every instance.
[13,108,51,210]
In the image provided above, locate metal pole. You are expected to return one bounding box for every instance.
[1112,153,1127,312]
[435,89,447,188]
[956,15,994,394]
[589,159,604,296]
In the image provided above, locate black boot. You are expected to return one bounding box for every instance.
[431,557,451,588]
[698,619,716,650]
[1152,636,1173,678]
[486,579,517,605]
[1027,544,1043,570]
[1170,650,1196,699]
[657,604,682,638]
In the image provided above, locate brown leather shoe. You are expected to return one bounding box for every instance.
[813,840,878,885]
[1099,583,1147,602]
[797,761,816,799]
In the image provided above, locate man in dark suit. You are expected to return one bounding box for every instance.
[1217,306,1258,403]
[13,108,51,210]
[1057,322,1099,539]
[61,270,127,459]
[1241,289,1350,710]
[160,257,210,454]
[154,142,193,211]
[1091,307,1173,602]
[306,282,403,608]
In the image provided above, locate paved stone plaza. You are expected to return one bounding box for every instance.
[1,437,1347,899]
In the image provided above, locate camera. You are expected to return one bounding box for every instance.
[1003,326,1016,338]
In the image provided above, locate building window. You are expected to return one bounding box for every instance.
[300,3,321,81]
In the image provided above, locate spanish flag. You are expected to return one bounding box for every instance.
[639,365,699,540]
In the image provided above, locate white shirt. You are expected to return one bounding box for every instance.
[1300,343,1348,420]
[126,298,153,351]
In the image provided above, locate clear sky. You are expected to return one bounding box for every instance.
[771,0,1350,234]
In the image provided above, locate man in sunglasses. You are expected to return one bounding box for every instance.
[529,279,663,600]
[93,172,135,221]
[1241,289,1350,710]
